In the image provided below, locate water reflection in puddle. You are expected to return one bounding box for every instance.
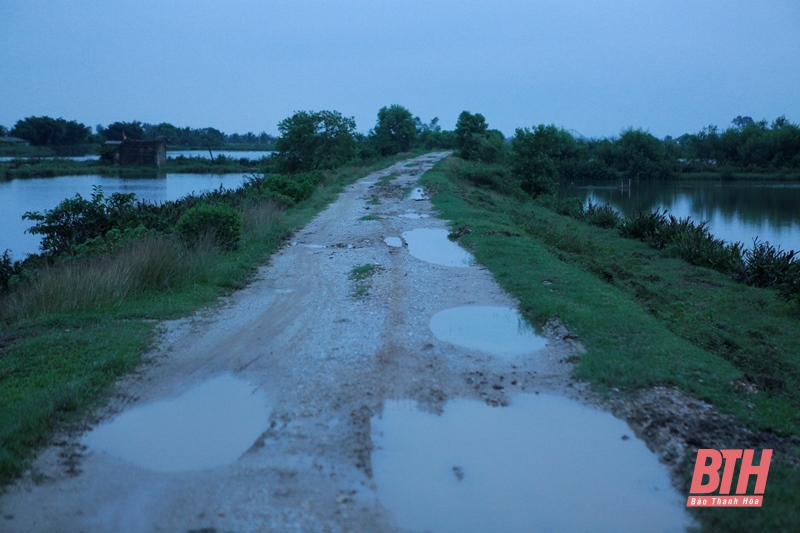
[384,237,403,247]
[398,212,429,219]
[372,395,690,533]
[402,228,472,267]
[406,187,428,201]
[83,374,270,472]
[430,306,546,357]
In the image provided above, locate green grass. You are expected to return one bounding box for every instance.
[359,215,380,221]
[0,152,413,488]
[420,159,800,532]
[349,263,382,298]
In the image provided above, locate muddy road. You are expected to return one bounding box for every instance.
[1,153,690,532]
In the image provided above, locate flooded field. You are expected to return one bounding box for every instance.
[430,306,547,357]
[83,374,270,472]
[372,395,690,533]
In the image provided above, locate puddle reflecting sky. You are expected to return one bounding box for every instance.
[430,306,546,357]
[405,187,428,201]
[83,374,270,472]
[402,228,472,267]
[372,395,690,533]
[384,236,403,247]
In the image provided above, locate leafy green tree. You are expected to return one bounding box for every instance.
[454,111,488,160]
[275,110,357,173]
[371,105,417,156]
[100,121,145,141]
[0,125,8,137]
[510,127,558,197]
[11,116,90,146]
[454,111,507,163]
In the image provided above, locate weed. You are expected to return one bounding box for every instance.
[349,263,382,298]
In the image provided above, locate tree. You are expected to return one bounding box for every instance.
[11,116,90,146]
[100,121,145,141]
[275,110,357,173]
[510,127,559,197]
[454,111,488,160]
[0,125,8,137]
[370,105,417,156]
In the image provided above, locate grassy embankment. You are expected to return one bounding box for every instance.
[420,158,800,532]
[0,151,421,488]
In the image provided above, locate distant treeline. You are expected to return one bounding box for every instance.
[3,110,799,178]
[0,117,277,150]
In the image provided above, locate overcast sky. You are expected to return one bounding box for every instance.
[2,0,798,139]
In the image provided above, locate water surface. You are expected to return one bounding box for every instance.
[401,228,472,267]
[83,374,270,472]
[564,180,800,250]
[430,306,546,357]
[372,395,690,533]
[1,173,248,257]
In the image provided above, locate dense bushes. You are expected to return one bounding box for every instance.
[176,204,242,251]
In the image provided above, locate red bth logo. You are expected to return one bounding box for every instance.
[686,449,771,507]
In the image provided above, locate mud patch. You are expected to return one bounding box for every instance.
[402,228,472,267]
[430,306,546,357]
[372,394,690,533]
[83,374,270,472]
[398,212,429,219]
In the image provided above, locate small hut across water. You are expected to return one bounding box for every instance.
[117,140,167,167]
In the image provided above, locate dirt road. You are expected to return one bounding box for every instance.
[0,153,687,532]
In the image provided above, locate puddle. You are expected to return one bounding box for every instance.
[372,395,690,533]
[401,228,472,267]
[83,374,270,472]
[405,187,428,201]
[384,236,403,247]
[398,212,429,219]
[430,306,546,357]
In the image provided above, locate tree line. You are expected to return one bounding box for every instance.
[2,116,277,149]
[4,110,798,180]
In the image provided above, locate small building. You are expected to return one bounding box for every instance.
[118,140,167,167]
[0,136,31,146]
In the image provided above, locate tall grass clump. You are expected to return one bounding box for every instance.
[0,236,189,321]
[242,200,284,243]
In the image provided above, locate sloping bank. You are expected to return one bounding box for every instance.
[419,158,800,533]
[0,151,423,488]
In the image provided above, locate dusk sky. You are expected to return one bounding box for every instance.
[2,1,799,139]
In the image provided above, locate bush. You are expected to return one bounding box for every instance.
[582,202,621,229]
[176,203,242,251]
[23,186,139,256]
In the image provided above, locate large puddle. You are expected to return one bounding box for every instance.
[401,228,472,267]
[430,306,546,357]
[372,395,690,533]
[83,374,270,472]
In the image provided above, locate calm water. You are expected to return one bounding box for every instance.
[0,173,249,257]
[0,150,273,162]
[373,395,690,532]
[564,180,800,251]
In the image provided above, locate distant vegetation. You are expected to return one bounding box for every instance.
[1,116,278,156]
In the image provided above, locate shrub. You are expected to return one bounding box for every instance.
[583,202,621,229]
[23,186,138,255]
[176,203,242,251]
